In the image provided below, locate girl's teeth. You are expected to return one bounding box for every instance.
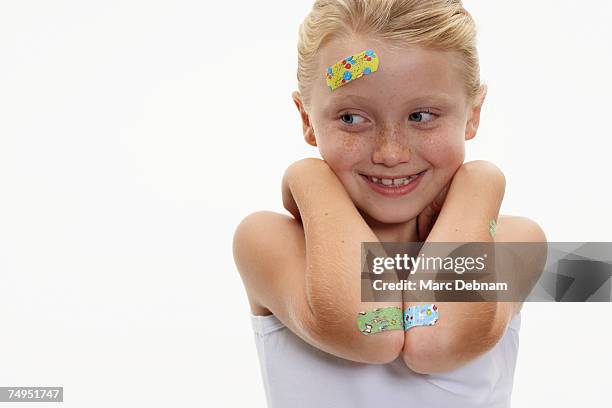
[368,174,416,187]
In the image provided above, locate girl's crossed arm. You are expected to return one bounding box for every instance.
[234,158,404,364]
[402,161,546,374]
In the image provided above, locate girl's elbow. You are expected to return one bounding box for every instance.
[401,330,446,374]
[402,325,505,374]
[304,304,405,365]
[366,330,405,364]
[328,326,404,365]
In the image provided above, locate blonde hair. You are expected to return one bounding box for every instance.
[297,0,482,111]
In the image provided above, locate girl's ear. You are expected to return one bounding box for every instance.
[464,84,488,141]
[292,91,317,147]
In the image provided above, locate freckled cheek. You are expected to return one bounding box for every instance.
[316,133,368,176]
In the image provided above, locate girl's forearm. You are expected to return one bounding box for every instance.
[403,161,509,374]
[284,158,404,363]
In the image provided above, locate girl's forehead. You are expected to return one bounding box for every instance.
[314,37,466,107]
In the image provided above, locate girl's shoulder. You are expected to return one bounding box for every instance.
[496,214,547,242]
[233,211,304,316]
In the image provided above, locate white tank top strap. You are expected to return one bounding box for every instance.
[251,313,286,336]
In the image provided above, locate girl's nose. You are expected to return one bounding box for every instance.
[372,131,411,167]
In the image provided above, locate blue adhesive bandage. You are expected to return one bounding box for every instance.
[404,304,439,330]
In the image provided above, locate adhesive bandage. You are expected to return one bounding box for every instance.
[489,219,497,238]
[403,304,439,330]
[356,306,403,335]
[325,49,379,91]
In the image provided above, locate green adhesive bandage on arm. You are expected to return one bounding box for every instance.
[489,219,497,238]
[356,306,403,335]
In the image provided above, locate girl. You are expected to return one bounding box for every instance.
[233,0,546,406]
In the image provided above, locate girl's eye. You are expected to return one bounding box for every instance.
[339,113,365,126]
[409,111,436,123]
[339,111,437,126]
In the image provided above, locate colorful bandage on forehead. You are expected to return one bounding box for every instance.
[356,306,403,335]
[325,49,379,91]
[404,304,439,330]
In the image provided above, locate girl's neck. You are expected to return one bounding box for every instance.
[358,208,419,243]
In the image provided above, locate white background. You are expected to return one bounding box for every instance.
[0,0,610,406]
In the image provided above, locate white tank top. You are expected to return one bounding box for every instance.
[251,311,521,408]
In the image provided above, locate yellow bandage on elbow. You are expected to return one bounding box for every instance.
[325,49,379,91]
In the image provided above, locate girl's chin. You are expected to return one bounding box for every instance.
[357,205,418,225]
[371,214,416,225]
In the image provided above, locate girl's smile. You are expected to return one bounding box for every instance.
[359,169,427,198]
